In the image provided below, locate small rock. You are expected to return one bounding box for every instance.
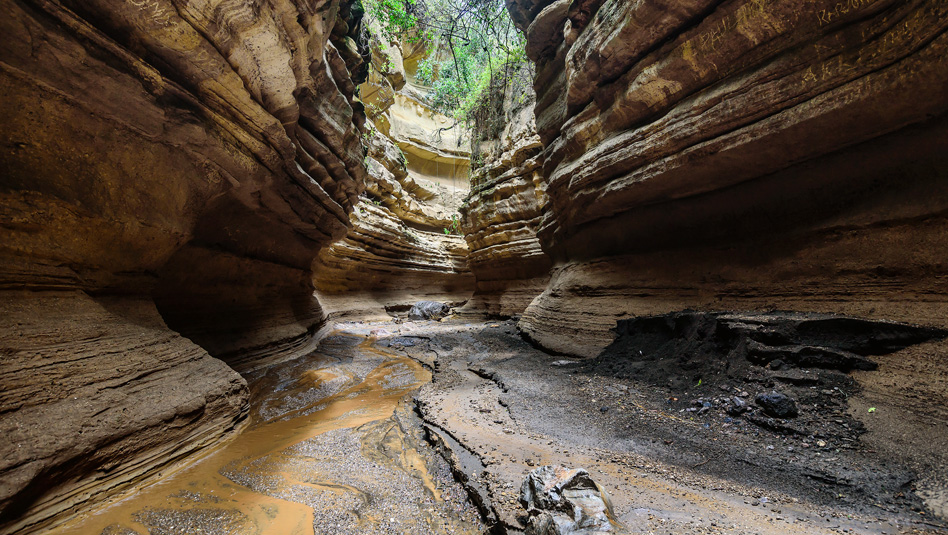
[726,396,749,416]
[755,391,799,418]
[520,466,617,535]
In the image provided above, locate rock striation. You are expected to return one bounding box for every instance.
[313,33,474,319]
[460,62,553,318]
[506,0,948,356]
[0,0,368,531]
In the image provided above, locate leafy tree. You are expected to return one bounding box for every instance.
[363,0,423,42]
[362,0,526,121]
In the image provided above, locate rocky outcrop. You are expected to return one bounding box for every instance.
[0,293,248,533]
[508,0,948,356]
[0,0,367,531]
[460,63,553,317]
[313,200,473,319]
[313,35,474,319]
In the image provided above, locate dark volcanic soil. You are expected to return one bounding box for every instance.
[583,312,946,515]
[387,315,948,534]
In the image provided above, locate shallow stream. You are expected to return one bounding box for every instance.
[47,328,485,535]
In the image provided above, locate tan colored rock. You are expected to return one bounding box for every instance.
[0,292,248,534]
[506,0,948,356]
[0,0,367,531]
[364,121,462,229]
[461,63,553,317]
[313,203,473,320]
[388,92,471,188]
[314,44,476,319]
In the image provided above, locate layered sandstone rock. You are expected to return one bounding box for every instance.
[0,0,367,531]
[313,200,474,319]
[507,0,948,356]
[460,63,553,317]
[313,36,474,319]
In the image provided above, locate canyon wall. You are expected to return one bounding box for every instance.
[313,33,474,319]
[459,63,553,317]
[0,0,367,531]
[507,0,948,356]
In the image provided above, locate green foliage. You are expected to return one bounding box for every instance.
[414,0,525,120]
[363,0,526,121]
[363,0,422,42]
[443,213,461,235]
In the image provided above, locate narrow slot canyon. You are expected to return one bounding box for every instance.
[1,0,947,534]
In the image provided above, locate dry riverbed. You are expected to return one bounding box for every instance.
[46,319,948,535]
[396,318,947,535]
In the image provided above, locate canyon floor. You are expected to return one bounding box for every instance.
[47,319,948,535]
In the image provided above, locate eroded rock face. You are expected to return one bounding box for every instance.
[0,0,367,531]
[460,62,553,318]
[313,36,474,319]
[0,293,248,533]
[313,200,474,319]
[507,0,948,356]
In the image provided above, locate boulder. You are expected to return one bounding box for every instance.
[519,465,618,534]
[458,61,552,319]
[408,301,452,320]
[755,392,799,419]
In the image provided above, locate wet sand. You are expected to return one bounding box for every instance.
[46,330,484,535]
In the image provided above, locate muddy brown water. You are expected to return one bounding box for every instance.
[46,331,485,535]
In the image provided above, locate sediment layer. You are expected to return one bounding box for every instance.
[506,0,948,356]
[460,63,552,318]
[0,0,367,530]
[313,37,475,319]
